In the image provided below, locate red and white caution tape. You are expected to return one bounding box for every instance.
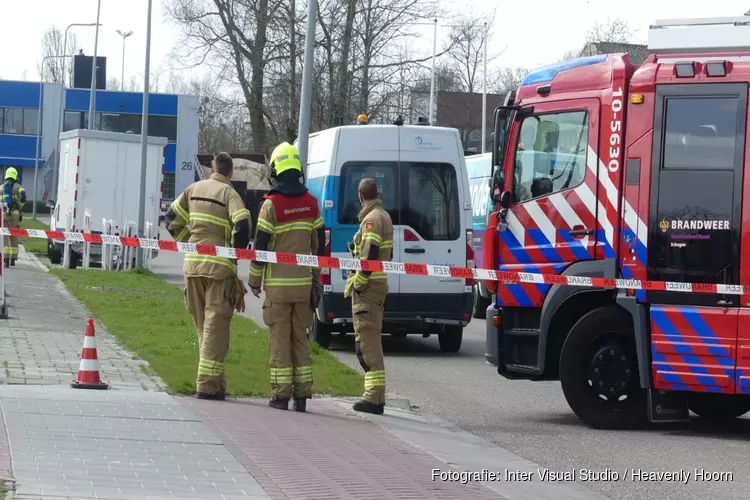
[4,227,745,295]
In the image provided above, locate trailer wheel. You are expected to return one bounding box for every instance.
[688,393,750,420]
[560,306,646,430]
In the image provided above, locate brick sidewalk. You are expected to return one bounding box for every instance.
[182,397,506,500]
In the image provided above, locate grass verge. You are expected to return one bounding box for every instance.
[19,217,49,254]
[51,268,363,397]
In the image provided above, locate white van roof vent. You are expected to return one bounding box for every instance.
[414,116,429,126]
[648,16,750,54]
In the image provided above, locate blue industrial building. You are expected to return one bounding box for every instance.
[0,79,199,207]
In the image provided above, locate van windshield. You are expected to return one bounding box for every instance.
[338,161,460,241]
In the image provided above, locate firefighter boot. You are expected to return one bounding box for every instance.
[268,397,289,410]
[352,399,384,415]
[3,258,8,268]
[196,389,226,401]
[293,397,307,412]
[10,259,15,267]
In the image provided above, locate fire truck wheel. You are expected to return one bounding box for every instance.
[560,306,647,430]
[688,393,750,420]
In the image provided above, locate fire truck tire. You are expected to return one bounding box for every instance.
[309,317,332,349]
[560,306,647,430]
[688,394,750,420]
[472,284,491,319]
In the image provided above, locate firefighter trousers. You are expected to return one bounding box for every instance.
[262,299,313,400]
[352,290,386,405]
[184,276,235,395]
[3,212,19,260]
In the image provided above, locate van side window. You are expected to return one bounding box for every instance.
[512,110,588,204]
[403,162,460,241]
[338,161,399,225]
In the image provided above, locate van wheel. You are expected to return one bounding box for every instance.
[438,326,463,353]
[560,306,646,430]
[309,317,332,349]
[472,284,491,319]
[689,394,750,420]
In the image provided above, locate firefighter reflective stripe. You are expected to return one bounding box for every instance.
[249,263,265,278]
[293,365,313,384]
[174,226,190,242]
[274,220,314,234]
[231,208,251,224]
[171,201,189,223]
[364,370,385,389]
[264,276,312,287]
[355,272,369,286]
[256,217,274,233]
[190,212,230,229]
[270,366,294,385]
[313,216,324,229]
[185,254,237,272]
[370,272,387,280]
[381,240,393,250]
[361,231,382,245]
[198,358,224,378]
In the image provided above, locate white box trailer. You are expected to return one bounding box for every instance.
[47,129,167,267]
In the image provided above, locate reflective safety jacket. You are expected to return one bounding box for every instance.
[344,199,394,298]
[2,181,26,215]
[166,173,251,280]
[249,192,324,303]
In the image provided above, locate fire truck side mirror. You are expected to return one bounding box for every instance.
[499,190,511,210]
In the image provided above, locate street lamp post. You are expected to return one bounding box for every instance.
[52,22,101,205]
[429,19,437,125]
[34,55,69,220]
[136,0,153,269]
[116,30,133,91]
[481,22,488,154]
[296,0,318,179]
[87,0,103,130]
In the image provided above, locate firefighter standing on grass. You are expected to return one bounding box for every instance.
[346,178,393,415]
[248,142,325,412]
[2,167,26,268]
[165,152,251,400]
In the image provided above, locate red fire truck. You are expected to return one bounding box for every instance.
[483,16,750,429]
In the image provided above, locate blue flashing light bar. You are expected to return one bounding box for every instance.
[521,54,608,86]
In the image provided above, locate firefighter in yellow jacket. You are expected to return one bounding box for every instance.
[248,142,325,412]
[345,178,393,415]
[2,168,27,267]
[165,152,251,400]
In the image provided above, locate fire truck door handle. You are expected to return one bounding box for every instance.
[570,226,593,238]
[404,247,425,254]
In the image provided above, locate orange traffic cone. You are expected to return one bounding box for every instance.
[71,319,109,390]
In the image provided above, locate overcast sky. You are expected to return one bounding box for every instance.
[1,0,748,87]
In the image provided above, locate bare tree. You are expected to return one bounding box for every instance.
[559,17,636,61]
[38,26,79,84]
[491,67,529,95]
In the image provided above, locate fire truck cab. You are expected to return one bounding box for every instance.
[485,16,750,429]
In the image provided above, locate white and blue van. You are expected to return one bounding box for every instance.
[302,122,474,352]
[465,153,494,319]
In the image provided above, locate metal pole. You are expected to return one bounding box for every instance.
[481,22,487,154]
[136,0,153,269]
[33,58,48,220]
[428,18,437,125]
[121,37,126,89]
[297,0,318,180]
[87,0,102,130]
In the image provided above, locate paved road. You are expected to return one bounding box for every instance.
[150,228,749,500]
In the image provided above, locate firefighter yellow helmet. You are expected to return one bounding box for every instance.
[269,142,302,176]
[4,167,18,181]
[357,114,368,124]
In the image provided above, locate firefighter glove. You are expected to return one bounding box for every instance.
[234,278,247,313]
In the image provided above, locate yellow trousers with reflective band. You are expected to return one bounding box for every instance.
[184,276,235,394]
[3,212,19,259]
[262,299,313,399]
[352,289,386,405]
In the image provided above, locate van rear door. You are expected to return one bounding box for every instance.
[332,126,401,297]
[395,127,467,308]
